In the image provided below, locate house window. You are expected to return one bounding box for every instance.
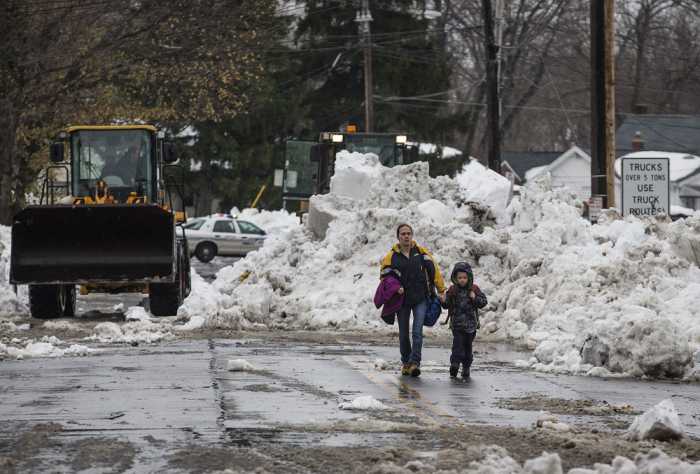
[680,196,698,210]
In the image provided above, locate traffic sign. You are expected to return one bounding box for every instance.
[621,157,670,217]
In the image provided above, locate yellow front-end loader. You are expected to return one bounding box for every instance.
[10,125,191,317]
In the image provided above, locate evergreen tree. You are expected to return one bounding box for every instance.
[294,1,455,143]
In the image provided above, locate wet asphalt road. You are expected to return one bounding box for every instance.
[1,338,699,472]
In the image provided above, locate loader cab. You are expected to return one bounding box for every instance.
[312,131,409,194]
[68,126,158,203]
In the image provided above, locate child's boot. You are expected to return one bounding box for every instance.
[449,365,459,378]
[408,363,421,377]
[401,364,411,376]
[462,366,470,379]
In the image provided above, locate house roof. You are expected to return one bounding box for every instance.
[616,115,700,156]
[523,146,591,181]
[501,151,561,182]
[614,151,700,182]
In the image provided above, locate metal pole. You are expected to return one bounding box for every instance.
[590,0,614,207]
[356,0,374,132]
[482,0,501,172]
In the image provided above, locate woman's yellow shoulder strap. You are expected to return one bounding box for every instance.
[379,249,394,273]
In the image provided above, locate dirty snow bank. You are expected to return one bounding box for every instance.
[369,446,700,474]
[502,180,700,378]
[0,225,28,318]
[627,399,684,441]
[181,152,700,379]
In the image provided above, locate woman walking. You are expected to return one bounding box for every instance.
[380,224,446,377]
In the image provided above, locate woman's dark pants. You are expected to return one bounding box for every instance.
[397,300,427,366]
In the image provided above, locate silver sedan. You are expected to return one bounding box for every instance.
[183,215,266,262]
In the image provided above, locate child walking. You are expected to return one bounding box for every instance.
[442,262,487,379]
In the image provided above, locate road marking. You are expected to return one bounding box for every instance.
[342,356,458,428]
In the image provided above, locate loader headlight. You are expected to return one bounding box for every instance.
[395,135,407,145]
[331,134,344,143]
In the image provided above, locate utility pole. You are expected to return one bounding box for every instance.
[482,0,501,173]
[590,0,616,208]
[495,0,504,119]
[356,0,374,133]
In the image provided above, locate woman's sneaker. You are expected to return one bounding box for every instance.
[409,363,421,377]
[449,366,459,378]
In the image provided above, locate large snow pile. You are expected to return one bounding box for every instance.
[457,159,513,222]
[0,226,27,318]
[236,208,301,235]
[180,151,700,379]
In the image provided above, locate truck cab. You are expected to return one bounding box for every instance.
[281,130,413,211]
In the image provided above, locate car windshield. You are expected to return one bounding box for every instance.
[71,130,153,201]
[183,219,205,230]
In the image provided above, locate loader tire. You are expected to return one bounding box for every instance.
[149,264,185,317]
[149,282,180,316]
[195,242,217,263]
[150,239,189,316]
[29,284,69,319]
[64,285,76,317]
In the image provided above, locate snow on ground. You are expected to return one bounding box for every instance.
[226,359,257,371]
[179,150,700,379]
[338,395,390,411]
[0,225,28,318]
[124,306,151,322]
[0,335,95,360]
[88,320,172,344]
[374,358,390,370]
[627,399,685,441]
[236,208,301,235]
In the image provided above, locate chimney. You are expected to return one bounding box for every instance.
[632,131,644,151]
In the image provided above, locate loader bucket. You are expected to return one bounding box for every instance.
[10,204,175,284]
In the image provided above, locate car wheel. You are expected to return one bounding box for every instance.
[195,242,217,263]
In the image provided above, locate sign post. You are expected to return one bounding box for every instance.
[588,195,603,222]
[621,157,670,217]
